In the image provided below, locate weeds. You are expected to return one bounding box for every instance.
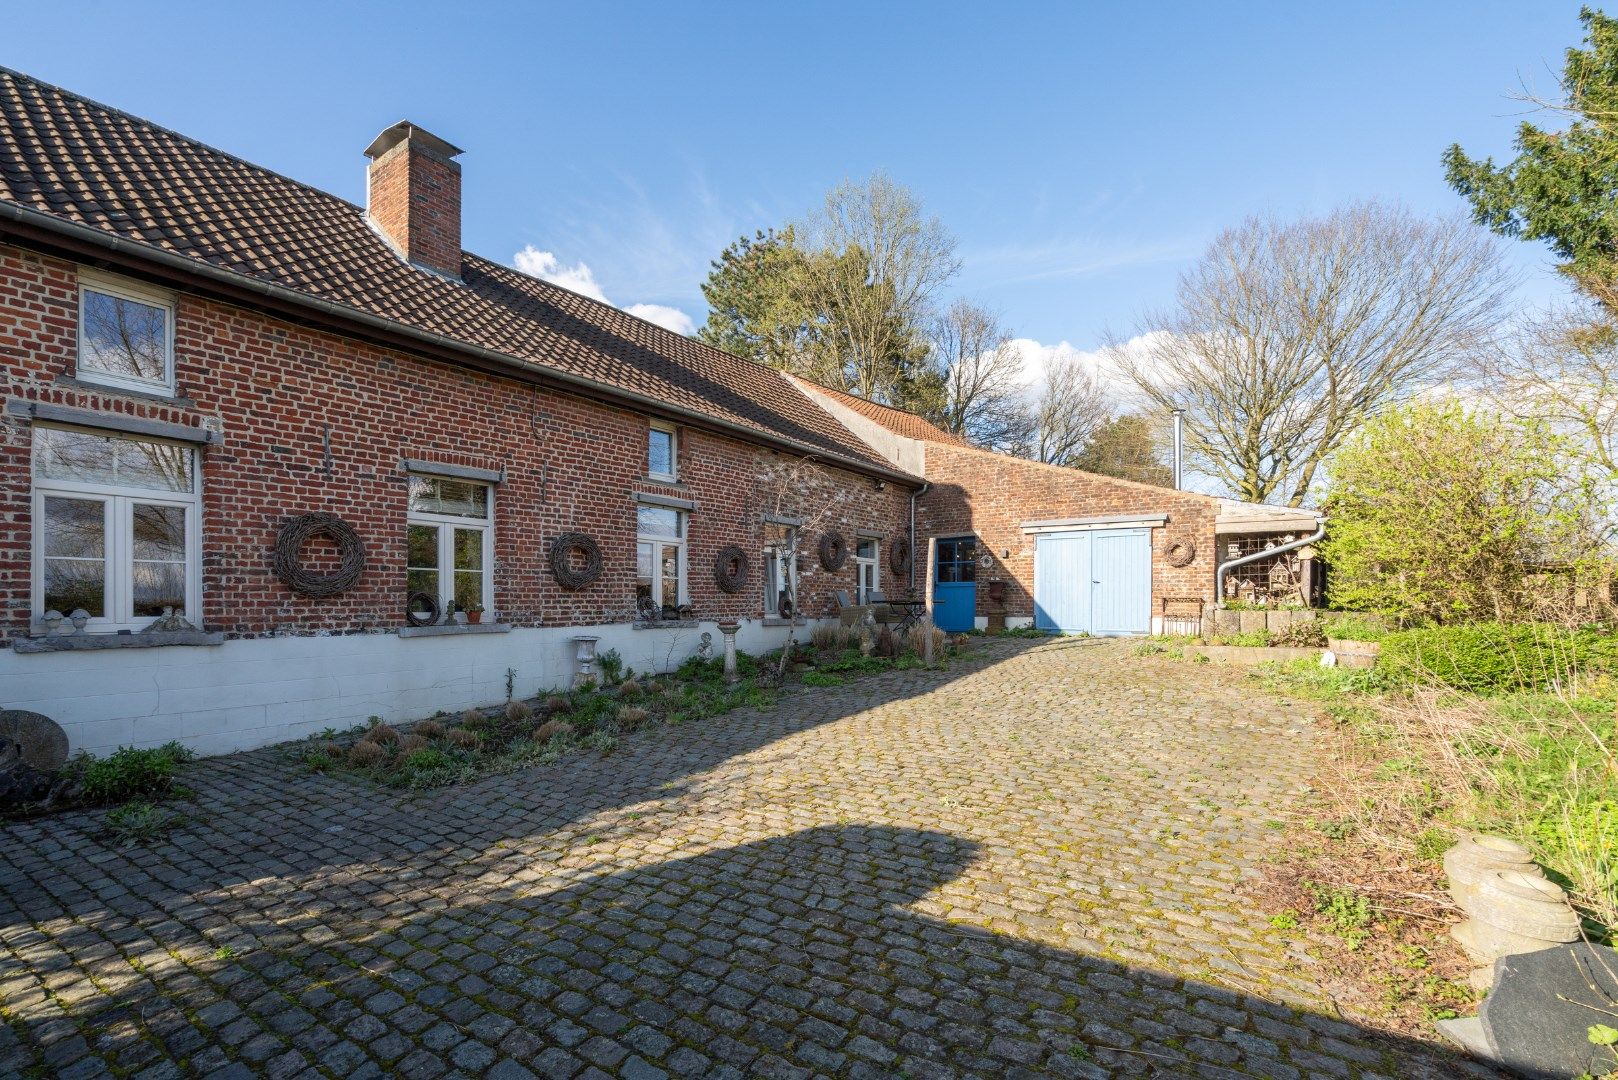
[72,742,194,805]
[103,801,181,845]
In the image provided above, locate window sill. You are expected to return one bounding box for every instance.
[397,623,513,639]
[14,630,224,654]
[633,619,699,630]
[763,617,808,628]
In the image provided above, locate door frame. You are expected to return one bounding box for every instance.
[931,534,979,632]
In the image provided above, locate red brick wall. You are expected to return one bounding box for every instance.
[0,244,914,642]
[916,441,1218,623]
[366,140,462,277]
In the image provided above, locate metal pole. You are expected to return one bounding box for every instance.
[1171,409,1184,490]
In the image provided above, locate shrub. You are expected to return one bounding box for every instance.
[540,695,570,714]
[534,719,572,744]
[104,801,180,845]
[367,723,400,745]
[77,742,193,804]
[442,727,480,750]
[617,677,643,698]
[348,740,387,767]
[1380,622,1616,694]
[1321,613,1390,643]
[460,708,484,728]
[873,626,899,658]
[414,719,445,739]
[1273,621,1327,648]
[598,647,624,684]
[906,623,947,658]
[1320,402,1610,624]
[396,734,430,754]
[615,705,650,730]
[505,700,534,724]
[401,747,451,772]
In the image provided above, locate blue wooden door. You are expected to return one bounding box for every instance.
[1033,533,1089,632]
[932,536,977,631]
[1090,529,1153,635]
[1033,528,1152,635]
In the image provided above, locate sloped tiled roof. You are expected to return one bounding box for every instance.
[808,382,976,447]
[0,68,904,476]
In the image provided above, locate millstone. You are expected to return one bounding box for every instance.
[1480,942,1618,1079]
[0,710,69,772]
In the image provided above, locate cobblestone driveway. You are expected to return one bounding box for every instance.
[1,639,1484,1078]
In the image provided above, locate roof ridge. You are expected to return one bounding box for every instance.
[0,65,368,214]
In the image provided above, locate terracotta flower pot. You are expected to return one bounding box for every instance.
[466,610,483,625]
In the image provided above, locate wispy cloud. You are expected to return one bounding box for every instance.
[963,234,1199,287]
[512,244,697,335]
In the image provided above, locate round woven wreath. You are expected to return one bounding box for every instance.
[713,545,750,593]
[1166,539,1197,568]
[549,533,604,589]
[405,591,440,627]
[889,536,913,576]
[273,513,366,598]
[818,531,848,571]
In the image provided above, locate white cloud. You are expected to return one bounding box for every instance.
[512,244,696,336]
[513,246,610,303]
[625,304,697,336]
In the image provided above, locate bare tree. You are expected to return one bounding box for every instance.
[1109,202,1512,506]
[1008,352,1111,466]
[1478,304,1618,481]
[795,174,960,407]
[928,299,1028,450]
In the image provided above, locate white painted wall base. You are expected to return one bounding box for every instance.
[1006,616,1033,630]
[0,618,818,759]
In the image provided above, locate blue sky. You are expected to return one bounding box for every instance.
[3,2,1582,362]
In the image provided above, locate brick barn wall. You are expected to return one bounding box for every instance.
[915,442,1218,625]
[0,243,915,644]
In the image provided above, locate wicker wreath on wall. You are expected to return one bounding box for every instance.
[1166,538,1198,568]
[889,536,913,576]
[818,531,848,571]
[549,533,604,589]
[273,513,366,598]
[713,545,750,594]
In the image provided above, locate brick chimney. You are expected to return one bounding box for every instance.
[364,121,464,278]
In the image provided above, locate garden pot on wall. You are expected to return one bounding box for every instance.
[1327,638,1380,669]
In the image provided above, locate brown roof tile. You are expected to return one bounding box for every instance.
[0,68,903,476]
[807,382,977,447]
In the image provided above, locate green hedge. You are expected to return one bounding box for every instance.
[1379,622,1618,694]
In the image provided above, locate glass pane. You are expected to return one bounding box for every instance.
[453,570,482,612]
[636,541,654,607]
[81,289,167,382]
[660,547,679,609]
[43,496,105,558]
[648,427,674,477]
[132,503,185,561]
[937,562,958,583]
[407,568,439,602]
[958,561,977,583]
[408,476,488,519]
[45,558,105,617]
[857,540,876,560]
[453,528,483,571]
[636,505,681,539]
[132,561,185,617]
[35,427,116,485]
[407,524,440,569]
[957,538,977,562]
[117,439,193,492]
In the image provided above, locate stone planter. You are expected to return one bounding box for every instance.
[1444,833,1540,912]
[1450,870,1581,964]
[1327,638,1380,669]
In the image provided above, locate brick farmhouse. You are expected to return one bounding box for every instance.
[0,69,1317,757]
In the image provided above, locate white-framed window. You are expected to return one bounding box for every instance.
[763,522,798,617]
[77,270,176,395]
[406,474,493,622]
[855,537,881,604]
[32,425,200,631]
[647,420,677,482]
[636,504,686,617]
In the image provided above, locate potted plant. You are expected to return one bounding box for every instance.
[466,603,485,625]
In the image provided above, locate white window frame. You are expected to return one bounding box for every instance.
[31,426,201,633]
[647,420,678,483]
[76,269,177,396]
[406,474,495,622]
[855,538,881,605]
[636,506,687,616]
[763,527,798,617]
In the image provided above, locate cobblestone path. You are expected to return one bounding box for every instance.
[0,638,1487,1078]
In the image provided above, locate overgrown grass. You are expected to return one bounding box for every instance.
[72,742,194,804]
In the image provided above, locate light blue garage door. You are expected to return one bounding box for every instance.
[1033,528,1152,635]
